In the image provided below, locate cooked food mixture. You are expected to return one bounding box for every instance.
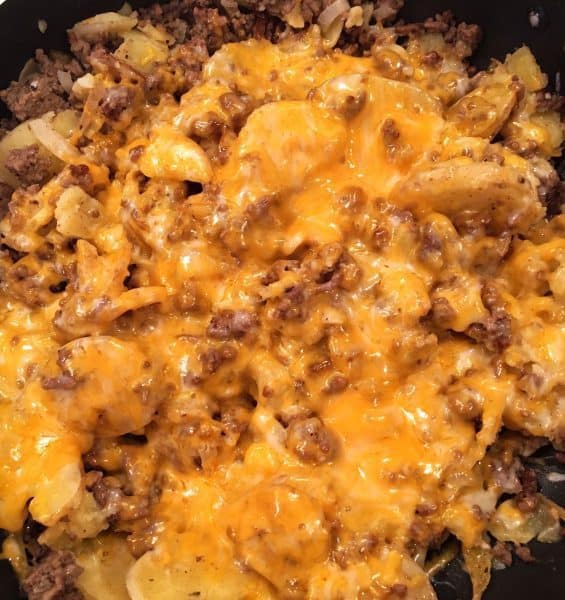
[0,1,563,599]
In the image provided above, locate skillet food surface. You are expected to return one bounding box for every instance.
[0,1,563,599]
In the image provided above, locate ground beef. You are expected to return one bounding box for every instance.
[200,344,237,373]
[466,314,512,353]
[492,541,513,567]
[99,86,135,120]
[389,583,408,598]
[395,10,453,36]
[61,164,96,195]
[1,50,82,122]
[4,145,52,187]
[273,285,306,320]
[421,50,443,67]
[429,297,456,329]
[325,374,349,394]
[514,544,535,563]
[0,75,68,122]
[0,116,17,139]
[22,550,83,600]
[68,28,125,68]
[516,467,539,513]
[286,416,337,464]
[0,182,14,216]
[466,282,513,352]
[139,0,300,46]
[41,374,80,390]
[207,309,258,339]
[395,11,481,59]
[535,92,564,113]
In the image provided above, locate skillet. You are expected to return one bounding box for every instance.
[0,0,563,598]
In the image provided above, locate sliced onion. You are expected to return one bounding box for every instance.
[322,18,345,48]
[71,12,137,43]
[57,70,74,94]
[362,2,375,27]
[28,118,81,163]
[318,0,350,31]
[284,2,305,28]
[118,2,134,16]
[345,6,364,28]
[72,73,96,101]
[463,545,492,600]
[18,58,39,82]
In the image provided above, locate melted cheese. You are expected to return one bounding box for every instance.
[0,29,563,600]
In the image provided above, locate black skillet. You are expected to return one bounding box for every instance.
[0,0,563,598]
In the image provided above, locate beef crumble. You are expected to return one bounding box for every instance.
[1,50,82,121]
[22,550,84,600]
[5,145,52,187]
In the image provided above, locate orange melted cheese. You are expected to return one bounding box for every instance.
[1,28,563,600]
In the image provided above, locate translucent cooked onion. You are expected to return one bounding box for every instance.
[118,2,134,16]
[71,12,137,42]
[345,6,364,28]
[28,117,81,163]
[318,0,350,31]
[284,3,305,28]
[463,546,492,600]
[57,70,74,93]
[18,58,38,82]
[323,18,345,48]
[72,73,96,101]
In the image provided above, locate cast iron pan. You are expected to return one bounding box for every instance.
[0,0,563,598]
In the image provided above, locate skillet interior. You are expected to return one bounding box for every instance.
[0,0,563,598]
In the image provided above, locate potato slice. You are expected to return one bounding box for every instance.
[390,159,544,233]
[218,100,347,209]
[115,31,169,73]
[49,335,160,437]
[505,46,547,92]
[139,125,213,183]
[127,544,275,600]
[229,484,330,591]
[76,536,135,600]
[55,186,104,240]
[446,76,518,139]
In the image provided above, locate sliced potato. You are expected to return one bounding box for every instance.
[127,546,275,600]
[139,125,213,183]
[54,186,104,240]
[115,30,169,73]
[390,158,543,233]
[505,46,547,92]
[76,536,135,600]
[50,335,160,437]
[0,121,57,188]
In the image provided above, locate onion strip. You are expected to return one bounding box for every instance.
[28,118,81,163]
[318,0,350,31]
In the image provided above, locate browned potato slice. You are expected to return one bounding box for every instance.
[447,77,518,139]
[390,159,543,233]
